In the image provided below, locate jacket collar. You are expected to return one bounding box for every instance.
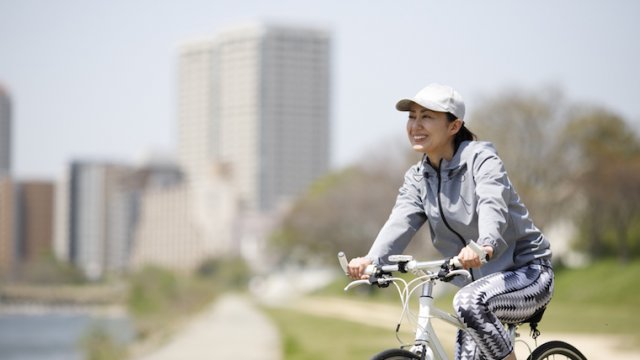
[419,141,471,176]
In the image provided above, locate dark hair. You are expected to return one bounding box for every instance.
[446,112,477,151]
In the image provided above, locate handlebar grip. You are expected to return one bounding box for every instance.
[364,264,377,276]
[337,252,349,276]
[468,241,489,264]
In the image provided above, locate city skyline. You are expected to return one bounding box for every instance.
[2,22,334,279]
[1,1,639,179]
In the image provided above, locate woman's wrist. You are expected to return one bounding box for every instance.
[483,245,494,260]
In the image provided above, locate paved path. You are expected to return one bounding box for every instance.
[136,294,281,360]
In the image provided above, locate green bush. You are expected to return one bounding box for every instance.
[196,256,251,290]
[126,265,217,338]
[127,266,179,317]
[80,325,128,360]
[14,253,86,285]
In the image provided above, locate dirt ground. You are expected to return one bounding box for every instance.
[284,296,638,360]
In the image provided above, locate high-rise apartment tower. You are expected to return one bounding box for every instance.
[178,23,331,212]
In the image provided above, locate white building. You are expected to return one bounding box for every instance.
[55,162,137,280]
[179,23,331,212]
[174,23,331,265]
[0,84,11,178]
[130,184,204,271]
[54,170,70,262]
[129,158,236,272]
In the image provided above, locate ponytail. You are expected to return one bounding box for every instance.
[446,112,477,151]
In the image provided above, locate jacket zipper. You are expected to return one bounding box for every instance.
[436,160,475,281]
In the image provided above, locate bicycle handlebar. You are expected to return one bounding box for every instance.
[338,241,488,286]
[364,258,458,276]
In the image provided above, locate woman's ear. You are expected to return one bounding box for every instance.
[449,119,463,135]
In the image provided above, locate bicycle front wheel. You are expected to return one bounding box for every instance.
[370,348,421,360]
[527,340,587,360]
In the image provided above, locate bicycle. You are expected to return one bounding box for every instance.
[337,244,587,360]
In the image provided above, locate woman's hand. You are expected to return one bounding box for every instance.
[347,257,373,280]
[457,245,494,269]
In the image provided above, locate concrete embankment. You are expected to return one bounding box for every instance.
[0,284,126,305]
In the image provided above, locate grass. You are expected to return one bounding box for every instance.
[263,259,640,359]
[127,266,219,339]
[263,307,402,360]
[80,325,129,360]
[542,259,640,345]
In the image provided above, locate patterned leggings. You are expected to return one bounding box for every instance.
[453,259,554,360]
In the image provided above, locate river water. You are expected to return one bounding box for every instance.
[0,307,134,360]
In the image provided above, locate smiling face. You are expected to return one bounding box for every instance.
[406,102,461,159]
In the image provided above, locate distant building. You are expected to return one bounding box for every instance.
[54,158,185,278]
[130,184,203,271]
[166,23,331,269]
[0,84,11,178]
[178,23,331,212]
[130,160,237,272]
[55,161,137,280]
[0,178,16,279]
[15,181,54,263]
[53,170,70,263]
[0,179,55,280]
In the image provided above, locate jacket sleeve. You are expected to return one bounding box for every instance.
[366,166,427,265]
[473,149,511,258]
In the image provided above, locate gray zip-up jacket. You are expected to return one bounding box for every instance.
[366,141,551,284]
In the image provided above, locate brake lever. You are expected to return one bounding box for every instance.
[437,258,456,282]
[370,272,392,288]
[344,280,371,291]
[446,269,472,280]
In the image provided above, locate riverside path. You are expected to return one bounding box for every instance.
[136,294,281,360]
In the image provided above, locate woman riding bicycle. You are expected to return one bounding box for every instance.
[347,84,554,360]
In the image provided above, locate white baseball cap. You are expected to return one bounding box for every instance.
[395,83,465,120]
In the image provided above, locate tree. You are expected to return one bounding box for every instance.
[469,87,571,230]
[269,139,434,265]
[451,87,640,261]
[269,166,398,265]
[559,107,640,261]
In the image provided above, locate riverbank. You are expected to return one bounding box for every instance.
[0,302,127,317]
[0,283,126,305]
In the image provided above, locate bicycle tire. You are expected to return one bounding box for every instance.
[527,340,587,360]
[370,348,421,360]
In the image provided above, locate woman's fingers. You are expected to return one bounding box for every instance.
[347,257,372,280]
[457,246,481,269]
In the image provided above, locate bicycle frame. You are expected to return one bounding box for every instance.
[411,280,465,359]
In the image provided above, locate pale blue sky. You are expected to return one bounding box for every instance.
[1,0,639,179]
